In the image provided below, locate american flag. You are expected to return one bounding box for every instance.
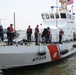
[66,0,74,5]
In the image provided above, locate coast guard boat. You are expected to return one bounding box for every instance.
[0,0,76,72]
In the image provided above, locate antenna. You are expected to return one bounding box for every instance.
[13,12,16,30]
[71,5,73,14]
[56,0,58,27]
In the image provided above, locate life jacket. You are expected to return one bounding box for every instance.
[35,27,39,33]
[0,26,3,31]
[27,28,31,32]
[59,30,64,35]
[47,30,50,35]
[9,27,14,32]
[27,28,32,34]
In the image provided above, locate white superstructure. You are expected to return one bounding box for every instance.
[41,10,76,42]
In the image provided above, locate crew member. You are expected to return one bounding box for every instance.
[26,25,32,42]
[35,25,39,45]
[73,32,76,41]
[41,28,48,43]
[7,24,15,45]
[0,25,4,42]
[46,27,51,43]
[59,29,64,44]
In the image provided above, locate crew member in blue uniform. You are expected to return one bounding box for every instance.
[0,25,4,42]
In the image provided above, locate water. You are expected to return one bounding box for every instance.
[0,53,76,75]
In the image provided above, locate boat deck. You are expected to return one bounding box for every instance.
[0,39,75,46]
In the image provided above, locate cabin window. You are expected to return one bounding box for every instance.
[55,13,59,19]
[50,13,54,19]
[60,13,66,18]
[67,14,75,20]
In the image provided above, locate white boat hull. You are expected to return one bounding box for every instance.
[0,41,76,70]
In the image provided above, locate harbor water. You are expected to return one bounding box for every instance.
[1,53,76,75]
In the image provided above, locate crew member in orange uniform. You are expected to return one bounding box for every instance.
[26,25,32,42]
[7,24,15,45]
[46,27,51,44]
[35,25,39,45]
[59,29,64,44]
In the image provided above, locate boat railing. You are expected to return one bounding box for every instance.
[0,33,74,46]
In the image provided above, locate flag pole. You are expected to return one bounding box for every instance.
[71,5,73,14]
[56,0,58,27]
[66,0,67,11]
[0,19,1,24]
[14,12,16,30]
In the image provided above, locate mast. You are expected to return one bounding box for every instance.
[14,12,16,30]
[0,19,1,24]
[56,0,58,27]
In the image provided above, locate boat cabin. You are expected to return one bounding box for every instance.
[41,11,76,43]
[41,11,75,21]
